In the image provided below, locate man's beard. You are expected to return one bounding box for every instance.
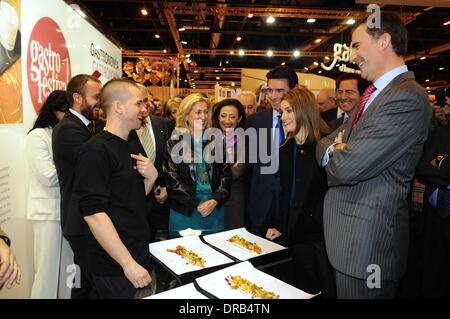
[80,101,99,121]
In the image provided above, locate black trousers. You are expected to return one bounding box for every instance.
[66,235,98,299]
[422,208,450,298]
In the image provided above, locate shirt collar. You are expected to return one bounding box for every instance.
[373,65,408,93]
[69,108,91,127]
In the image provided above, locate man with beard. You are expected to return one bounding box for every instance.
[52,74,103,299]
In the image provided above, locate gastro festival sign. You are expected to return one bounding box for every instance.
[27,17,71,113]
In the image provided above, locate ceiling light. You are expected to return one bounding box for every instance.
[307,18,316,23]
[439,67,445,70]
[420,56,426,60]
[267,50,273,57]
[248,13,254,18]
[266,16,275,24]
[231,82,235,87]
[141,8,149,16]
[304,67,309,71]
[346,18,356,25]
[225,60,229,64]
[178,27,186,32]
[238,49,245,56]
[216,77,220,80]
[184,79,187,82]
[293,50,300,57]
[230,50,234,55]
[281,62,286,66]
[154,33,160,39]
[313,61,319,66]
[215,69,219,72]
[236,36,242,42]
[444,21,450,26]
[194,70,198,73]
[223,68,226,71]
[426,87,430,89]
[315,38,322,44]
[318,70,322,74]
[425,79,430,82]
[185,54,191,58]
[163,49,167,53]
[181,41,187,45]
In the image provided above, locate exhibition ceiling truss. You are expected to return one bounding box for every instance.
[74,0,449,90]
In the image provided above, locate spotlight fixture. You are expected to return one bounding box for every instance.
[307,18,316,23]
[266,16,275,24]
[238,49,245,56]
[267,50,273,57]
[293,50,300,57]
[141,8,149,16]
[154,33,160,39]
[346,18,356,25]
[236,35,242,42]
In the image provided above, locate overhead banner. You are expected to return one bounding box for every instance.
[0,0,121,298]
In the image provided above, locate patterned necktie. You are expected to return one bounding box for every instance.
[349,84,377,134]
[88,121,95,134]
[141,125,156,163]
[276,114,285,145]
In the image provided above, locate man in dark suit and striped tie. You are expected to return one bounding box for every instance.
[316,12,431,298]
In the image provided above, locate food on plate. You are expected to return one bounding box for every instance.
[166,245,206,268]
[225,275,279,299]
[227,235,262,254]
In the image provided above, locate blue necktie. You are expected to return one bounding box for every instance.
[276,115,285,145]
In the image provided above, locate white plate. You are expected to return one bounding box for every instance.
[149,236,233,275]
[145,283,208,299]
[195,261,318,299]
[203,228,286,261]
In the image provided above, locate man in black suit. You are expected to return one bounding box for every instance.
[52,74,103,298]
[128,84,174,242]
[328,73,370,131]
[245,66,298,236]
[416,122,450,298]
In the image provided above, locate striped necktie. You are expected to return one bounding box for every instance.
[349,84,376,134]
[141,125,156,163]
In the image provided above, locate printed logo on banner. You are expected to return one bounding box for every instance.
[27,17,71,114]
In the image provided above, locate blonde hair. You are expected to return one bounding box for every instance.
[175,93,211,130]
[282,86,330,144]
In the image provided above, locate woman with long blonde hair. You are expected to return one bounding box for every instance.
[163,93,231,235]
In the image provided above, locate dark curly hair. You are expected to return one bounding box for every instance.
[211,98,246,130]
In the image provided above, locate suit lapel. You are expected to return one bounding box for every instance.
[345,72,414,142]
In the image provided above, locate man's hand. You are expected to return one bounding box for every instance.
[0,238,21,289]
[431,155,444,167]
[154,187,168,204]
[123,259,152,289]
[333,143,347,151]
[197,200,218,217]
[131,153,158,182]
[334,130,345,144]
[266,228,282,241]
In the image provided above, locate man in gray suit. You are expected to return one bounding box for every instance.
[316,12,431,298]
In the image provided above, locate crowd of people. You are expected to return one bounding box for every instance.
[2,12,449,299]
